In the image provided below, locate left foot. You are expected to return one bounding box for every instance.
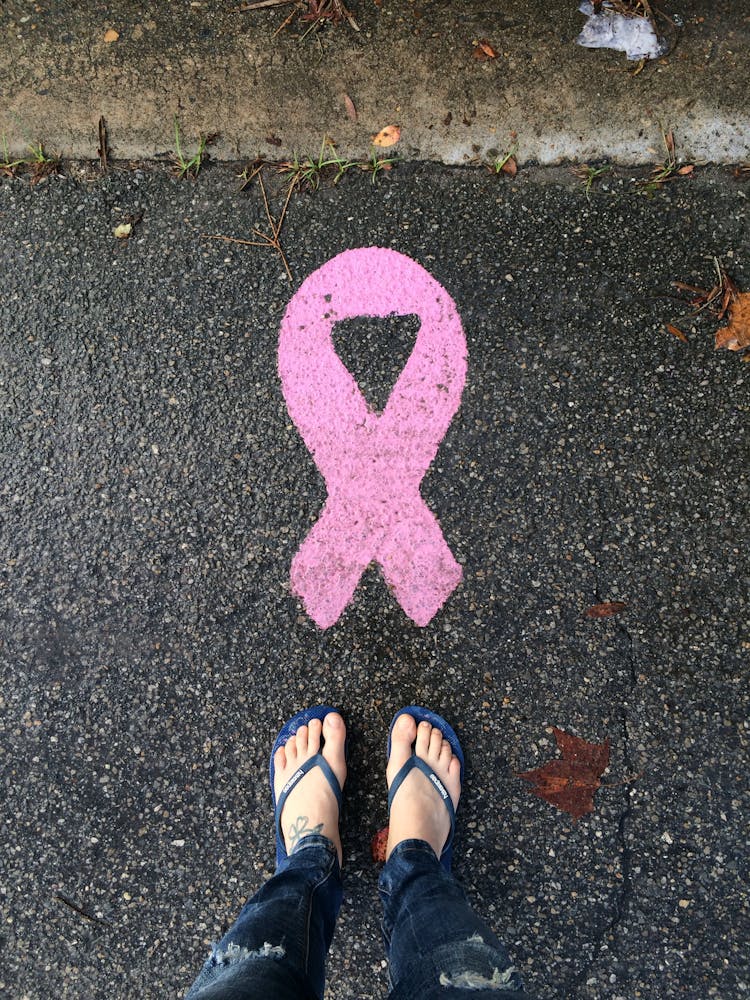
[273,712,347,865]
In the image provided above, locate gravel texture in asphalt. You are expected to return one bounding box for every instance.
[0,162,748,999]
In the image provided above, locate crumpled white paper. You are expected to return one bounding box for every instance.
[576,1,668,61]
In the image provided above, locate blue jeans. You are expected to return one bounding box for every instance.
[186,835,527,999]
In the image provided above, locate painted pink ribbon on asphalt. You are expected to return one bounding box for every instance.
[278,247,467,628]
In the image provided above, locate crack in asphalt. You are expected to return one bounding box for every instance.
[568,502,637,997]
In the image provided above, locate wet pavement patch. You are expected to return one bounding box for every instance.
[0,163,748,999]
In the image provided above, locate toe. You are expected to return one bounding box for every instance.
[322,712,347,788]
[448,756,462,784]
[322,711,345,746]
[307,717,323,754]
[439,739,453,766]
[294,724,309,755]
[428,725,443,761]
[393,712,417,744]
[284,731,298,763]
[415,720,432,758]
[273,745,287,773]
[387,713,417,783]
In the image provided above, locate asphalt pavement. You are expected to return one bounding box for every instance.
[0,162,748,999]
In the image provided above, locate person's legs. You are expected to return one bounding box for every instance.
[380,842,526,999]
[186,836,340,1000]
[379,712,527,999]
[185,710,347,1000]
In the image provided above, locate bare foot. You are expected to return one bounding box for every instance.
[386,713,462,861]
[273,712,347,865]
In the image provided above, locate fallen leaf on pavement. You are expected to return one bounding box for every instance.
[666,323,688,343]
[715,291,750,351]
[516,728,610,821]
[104,28,119,43]
[472,38,498,60]
[343,93,357,122]
[113,222,132,239]
[719,274,739,317]
[372,125,401,148]
[677,164,694,175]
[670,259,749,358]
[501,156,517,177]
[584,601,627,618]
[371,826,388,861]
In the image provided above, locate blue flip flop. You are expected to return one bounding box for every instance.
[270,705,345,867]
[387,706,465,872]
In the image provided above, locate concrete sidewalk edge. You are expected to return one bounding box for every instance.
[2,1,749,167]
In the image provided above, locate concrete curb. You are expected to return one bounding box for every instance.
[1,0,749,166]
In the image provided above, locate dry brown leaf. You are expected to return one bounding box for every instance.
[343,93,357,122]
[372,125,401,148]
[666,323,688,343]
[104,28,119,43]
[715,292,750,351]
[584,601,627,619]
[516,728,610,821]
[719,272,739,318]
[472,38,498,60]
[502,157,518,177]
[677,164,694,175]
[113,222,132,239]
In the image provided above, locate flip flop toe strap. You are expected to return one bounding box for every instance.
[387,756,456,857]
[275,753,342,853]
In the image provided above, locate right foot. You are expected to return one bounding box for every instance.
[386,714,462,861]
[273,712,347,865]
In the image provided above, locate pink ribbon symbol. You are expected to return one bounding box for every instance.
[278,247,467,628]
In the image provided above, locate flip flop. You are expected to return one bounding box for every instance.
[270,704,346,867]
[387,706,465,872]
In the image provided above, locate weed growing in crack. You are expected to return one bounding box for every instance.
[361,147,399,184]
[241,139,398,194]
[25,142,62,185]
[278,138,354,190]
[0,134,25,178]
[637,125,694,196]
[492,140,518,176]
[572,163,611,199]
[172,117,216,179]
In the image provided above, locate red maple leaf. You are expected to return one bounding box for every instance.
[516,728,610,821]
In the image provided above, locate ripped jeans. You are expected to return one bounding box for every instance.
[185,835,528,1000]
